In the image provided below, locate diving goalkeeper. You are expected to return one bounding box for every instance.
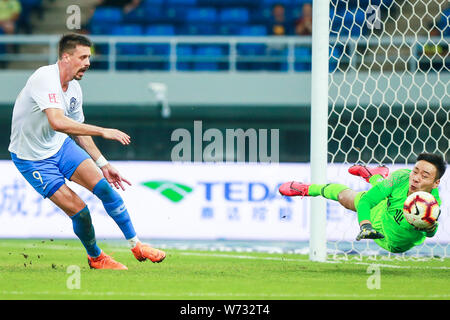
[279,153,446,253]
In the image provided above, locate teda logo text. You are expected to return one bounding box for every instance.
[171,121,279,163]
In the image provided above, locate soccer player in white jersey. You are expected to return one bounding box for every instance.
[9,33,165,269]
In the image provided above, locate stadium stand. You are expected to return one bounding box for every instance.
[14,0,44,34]
[1,0,447,73]
[83,0,406,71]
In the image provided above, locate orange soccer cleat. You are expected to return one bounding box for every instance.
[131,242,166,263]
[348,164,389,183]
[87,251,128,270]
[279,181,310,197]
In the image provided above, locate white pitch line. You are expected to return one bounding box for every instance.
[1,290,450,299]
[180,252,450,270]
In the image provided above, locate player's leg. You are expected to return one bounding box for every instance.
[280,180,384,240]
[63,140,165,263]
[57,138,137,242]
[348,165,389,183]
[48,184,101,256]
[280,181,356,210]
[10,151,126,269]
[68,158,138,242]
[49,185,127,270]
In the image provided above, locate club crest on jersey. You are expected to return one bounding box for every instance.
[69,97,77,112]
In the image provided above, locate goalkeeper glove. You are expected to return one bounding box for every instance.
[356,223,385,241]
[424,222,438,237]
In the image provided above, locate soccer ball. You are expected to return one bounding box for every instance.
[403,191,440,230]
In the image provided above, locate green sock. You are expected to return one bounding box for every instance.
[308,184,350,201]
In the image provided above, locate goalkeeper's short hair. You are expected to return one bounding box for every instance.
[417,153,447,180]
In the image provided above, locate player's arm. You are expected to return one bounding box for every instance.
[357,180,393,225]
[355,176,398,240]
[44,108,130,145]
[72,135,102,162]
[73,135,131,190]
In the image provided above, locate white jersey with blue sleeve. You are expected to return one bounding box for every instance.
[8,63,84,160]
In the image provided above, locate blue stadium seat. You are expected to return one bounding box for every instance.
[176,44,195,71]
[167,0,197,5]
[111,24,143,36]
[123,7,150,24]
[141,0,164,5]
[197,0,256,8]
[177,45,194,56]
[145,44,170,55]
[144,42,171,71]
[186,8,217,23]
[219,8,249,24]
[176,45,229,71]
[294,46,311,71]
[165,6,188,23]
[138,5,171,24]
[110,25,145,70]
[89,23,111,35]
[91,7,123,24]
[196,45,226,56]
[111,25,144,55]
[193,45,228,71]
[219,24,241,35]
[239,25,267,36]
[262,0,292,6]
[145,24,175,36]
[248,4,273,24]
[89,8,123,36]
[237,43,266,55]
[178,24,218,35]
[236,43,267,71]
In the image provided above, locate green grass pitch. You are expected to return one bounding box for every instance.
[0,239,449,300]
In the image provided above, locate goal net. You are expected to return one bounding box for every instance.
[327,0,450,259]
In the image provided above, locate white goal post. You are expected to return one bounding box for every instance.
[310,0,329,262]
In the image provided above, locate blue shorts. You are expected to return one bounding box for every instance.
[11,137,91,198]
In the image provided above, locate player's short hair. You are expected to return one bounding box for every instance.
[416,153,447,180]
[58,33,92,59]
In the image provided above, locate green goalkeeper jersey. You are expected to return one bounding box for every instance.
[356,169,441,253]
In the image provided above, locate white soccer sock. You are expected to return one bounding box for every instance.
[128,236,140,248]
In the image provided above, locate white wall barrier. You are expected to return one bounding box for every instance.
[0,161,448,243]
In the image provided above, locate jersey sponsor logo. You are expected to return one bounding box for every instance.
[69,97,77,112]
[48,93,58,103]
